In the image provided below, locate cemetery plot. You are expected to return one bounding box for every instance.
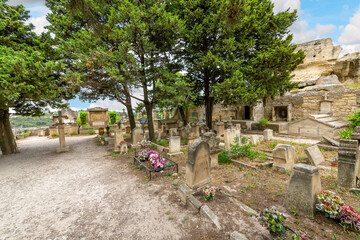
[133,148,178,181]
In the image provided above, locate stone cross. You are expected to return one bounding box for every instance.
[55,110,69,153]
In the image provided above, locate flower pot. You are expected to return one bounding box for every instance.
[330,161,338,167]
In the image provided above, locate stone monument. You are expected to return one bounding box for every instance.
[55,111,70,153]
[273,144,295,171]
[87,107,108,127]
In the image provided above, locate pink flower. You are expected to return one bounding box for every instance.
[206,191,209,195]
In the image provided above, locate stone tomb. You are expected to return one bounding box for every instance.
[54,111,70,153]
[168,136,183,156]
[263,129,273,142]
[87,107,108,127]
[304,145,325,166]
[273,144,295,171]
[185,140,212,192]
[286,164,321,218]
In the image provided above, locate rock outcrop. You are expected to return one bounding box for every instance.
[334,52,360,84]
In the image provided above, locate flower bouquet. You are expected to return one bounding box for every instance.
[316,191,344,219]
[203,186,216,200]
[338,206,360,231]
[99,129,105,135]
[148,150,165,171]
[139,149,149,162]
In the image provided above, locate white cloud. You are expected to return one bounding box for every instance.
[7,0,45,6]
[272,0,337,44]
[25,15,49,35]
[338,8,360,45]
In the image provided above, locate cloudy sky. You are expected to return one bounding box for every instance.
[6,0,360,111]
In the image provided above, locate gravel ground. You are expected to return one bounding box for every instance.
[0,136,218,240]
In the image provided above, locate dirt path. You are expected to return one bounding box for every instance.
[0,136,220,240]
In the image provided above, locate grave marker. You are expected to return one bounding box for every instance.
[304,145,325,166]
[55,111,69,153]
[273,144,295,171]
[338,139,359,188]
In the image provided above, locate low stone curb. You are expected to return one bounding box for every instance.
[231,160,258,170]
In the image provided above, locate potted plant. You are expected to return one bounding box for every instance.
[203,186,216,200]
[148,150,165,172]
[316,191,344,219]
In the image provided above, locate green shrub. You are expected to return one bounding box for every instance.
[339,128,353,139]
[109,111,117,124]
[268,142,278,149]
[218,151,231,164]
[79,111,88,125]
[348,110,360,129]
[230,137,261,160]
[158,139,167,146]
[87,129,95,135]
[258,117,269,128]
[51,133,58,137]
[70,132,78,136]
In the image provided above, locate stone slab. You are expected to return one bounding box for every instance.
[304,145,325,166]
[187,195,202,213]
[322,136,340,147]
[230,231,248,240]
[231,160,258,170]
[200,205,221,229]
[178,184,189,204]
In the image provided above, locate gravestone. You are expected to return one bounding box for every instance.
[186,139,211,191]
[214,122,225,140]
[87,107,108,127]
[114,130,124,152]
[285,164,321,218]
[263,129,273,142]
[338,139,359,188]
[273,144,295,171]
[169,136,182,155]
[131,127,143,146]
[304,145,325,166]
[246,122,252,130]
[224,128,237,150]
[169,128,178,136]
[248,135,263,146]
[191,124,200,137]
[55,111,70,153]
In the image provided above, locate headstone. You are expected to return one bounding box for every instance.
[322,136,340,147]
[169,128,178,136]
[120,142,128,154]
[55,111,70,153]
[186,140,211,191]
[273,144,295,171]
[122,108,127,120]
[263,129,273,142]
[169,136,181,154]
[131,127,143,146]
[224,128,237,150]
[338,139,359,188]
[191,124,200,137]
[114,130,124,152]
[246,122,252,130]
[304,145,325,166]
[285,164,321,218]
[248,135,264,146]
[125,126,131,134]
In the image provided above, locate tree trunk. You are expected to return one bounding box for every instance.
[144,103,154,141]
[0,109,19,155]
[124,93,136,131]
[205,97,215,129]
[178,106,187,126]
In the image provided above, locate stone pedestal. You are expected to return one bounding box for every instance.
[338,139,359,188]
[56,124,69,153]
[285,164,321,218]
[114,130,124,152]
[273,144,295,171]
[186,140,211,192]
[263,129,273,142]
[224,128,238,150]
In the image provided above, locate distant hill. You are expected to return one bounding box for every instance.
[10,114,54,128]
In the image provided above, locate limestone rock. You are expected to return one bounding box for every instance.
[334,52,360,84]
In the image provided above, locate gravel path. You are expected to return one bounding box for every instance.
[0,136,217,240]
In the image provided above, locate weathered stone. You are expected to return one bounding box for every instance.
[210,151,219,169]
[187,195,202,213]
[248,135,263,146]
[273,144,295,171]
[263,129,273,142]
[334,52,360,84]
[322,136,340,147]
[230,231,248,240]
[338,139,359,188]
[87,107,108,127]
[131,128,143,146]
[285,164,322,218]
[304,145,325,166]
[169,128,178,136]
[316,75,341,85]
[169,136,181,154]
[224,128,240,150]
[200,205,221,229]
[186,140,211,191]
[114,130,124,152]
[178,184,188,204]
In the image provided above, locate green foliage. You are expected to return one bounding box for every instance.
[230,138,261,160]
[70,132,77,136]
[158,139,167,146]
[268,142,278,149]
[87,129,95,135]
[348,110,360,129]
[218,151,231,164]
[257,207,286,235]
[109,111,117,125]
[339,128,353,139]
[258,117,269,128]
[10,114,53,128]
[79,111,88,125]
